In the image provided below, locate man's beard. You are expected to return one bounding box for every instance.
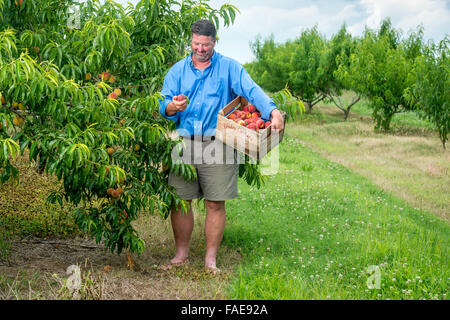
[194,50,211,62]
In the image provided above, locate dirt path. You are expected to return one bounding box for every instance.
[0,211,241,300]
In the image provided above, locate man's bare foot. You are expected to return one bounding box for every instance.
[205,258,220,275]
[205,266,221,275]
[158,257,189,270]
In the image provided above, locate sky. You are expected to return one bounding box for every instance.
[98,0,450,64]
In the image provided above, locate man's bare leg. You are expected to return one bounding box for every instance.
[169,200,193,264]
[204,200,226,271]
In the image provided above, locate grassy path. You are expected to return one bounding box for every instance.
[289,103,449,220]
[223,135,449,299]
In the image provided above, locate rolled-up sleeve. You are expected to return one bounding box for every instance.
[231,62,277,120]
[159,67,180,123]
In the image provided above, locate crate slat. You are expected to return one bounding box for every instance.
[216,96,286,160]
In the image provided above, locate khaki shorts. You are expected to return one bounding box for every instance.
[168,138,240,201]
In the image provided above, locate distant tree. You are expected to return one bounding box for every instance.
[336,19,416,131]
[288,27,329,112]
[248,27,328,113]
[405,37,449,149]
[247,35,288,95]
[325,24,360,120]
[378,18,401,49]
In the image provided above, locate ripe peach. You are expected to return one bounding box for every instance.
[107,147,115,156]
[107,188,114,196]
[255,119,265,129]
[246,123,257,130]
[114,88,122,96]
[103,72,111,81]
[111,189,120,199]
[237,120,246,126]
[248,105,257,113]
[242,106,249,112]
[1,95,5,105]
[108,92,117,99]
[13,115,24,126]
[228,113,237,120]
[85,73,92,81]
[174,94,186,101]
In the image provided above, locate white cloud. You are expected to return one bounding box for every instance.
[217,0,449,63]
[81,0,450,63]
[356,0,449,38]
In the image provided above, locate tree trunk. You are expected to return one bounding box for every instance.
[304,101,313,113]
[36,156,47,174]
[344,95,360,121]
[344,109,350,121]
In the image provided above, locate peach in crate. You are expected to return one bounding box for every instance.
[216,96,286,160]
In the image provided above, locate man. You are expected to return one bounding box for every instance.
[159,19,284,274]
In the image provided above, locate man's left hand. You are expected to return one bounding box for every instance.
[270,109,284,131]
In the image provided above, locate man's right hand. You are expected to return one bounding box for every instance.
[165,94,188,116]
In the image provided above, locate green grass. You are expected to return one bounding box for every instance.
[224,135,449,299]
[287,98,449,220]
[319,91,436,132]
[1,95,448,300]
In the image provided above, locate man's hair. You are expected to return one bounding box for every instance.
[191,19,217,40]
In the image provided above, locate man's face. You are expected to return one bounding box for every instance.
[191,34,216,63]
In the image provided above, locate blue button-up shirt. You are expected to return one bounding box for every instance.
[159,51,277,136]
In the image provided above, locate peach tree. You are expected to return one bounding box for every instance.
[247,27,329,113]
[0,0,248,255]
[335,19,420,131]
[405,37,449,149]
[325,24,360,121]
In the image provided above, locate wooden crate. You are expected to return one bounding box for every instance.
[215,96,286,160]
